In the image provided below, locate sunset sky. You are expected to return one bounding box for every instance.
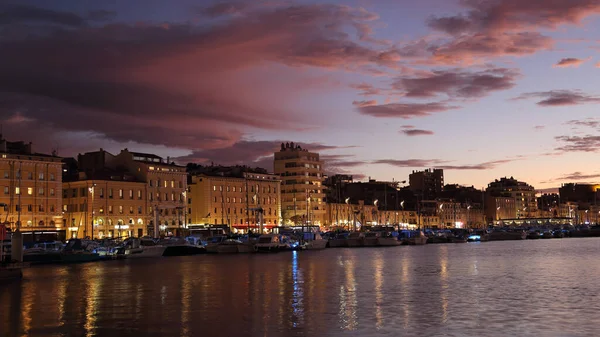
[1,0,600,191]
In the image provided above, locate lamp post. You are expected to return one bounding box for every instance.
[88,183,96,240]
[467,205,471,229]
[374,199,379,226]
[345,197,350,231]
[400,200,405,229]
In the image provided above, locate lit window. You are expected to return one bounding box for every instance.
[27,187,32,195]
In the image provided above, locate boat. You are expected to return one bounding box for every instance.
[467,230,490,242]
[60,239,100,263]
[117,237,166,259]
[376,232,401,246]
[328,232,349,248]
[300,232,328,250]
[400,230,428,245]
[160,237,206,256]
[363,232,380,247]
[345,232,365,247]
[254,234,288,253]
[488,229,527,241]
[205,236,253,254]
[23,241,64,264]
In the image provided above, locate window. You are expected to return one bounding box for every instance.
[99,188,104,198]
[149,180,153,187]
[27,204,32,212]
[171,193,175,201]
[179,181,183,188]
[233,187,236,192]
[129,190,133,199]
[119,206,123,214]
[3,171,8,178]
[171,180,175,188]
[164,180,168,188]
[38,205,44,212]
[3,187,7,195]
[108,189,113,198]
[227,186,230,192]
[27,172,33,180]
[99,207,104,214]
[38,188,44,195]
[137,190,142,199]
[50,173,55,181]
[16,171,21,179]
[119,189,123,199]
[214,208,217,213]
[63,205,67,212]
[129,206,134,214]
[27,187,33,195]
[50,205,55,212]
[108,205,113,214]
[15,187,20,195]
[50,188,55,196]
[138,206,142,214]
[39,173,44,180]
[219,186,223,192]
[213,185,216,191]
[214,196,217,202]
[226,197,230,203]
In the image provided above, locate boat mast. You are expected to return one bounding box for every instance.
[17,162,21,231]
[245,174,250,234]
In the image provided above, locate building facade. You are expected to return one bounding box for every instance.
[0,137,63,233]
[188,172,281,232]
[409,169,444,200]
[486,177,537,218]
[63,172,149,239]
[274,142,326,227]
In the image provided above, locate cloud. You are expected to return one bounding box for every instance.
[175,140,351,169]
[0,3,402,155]
[514,90,600,106]
[356,102,458,119]
[401,125,415,129]
[350,83,381,96]
[0,4,87,27]
[199,2,250,17]
[424,1,600,63]
[566,118,600,129]
[533,125,545,130]
[87,10,117,22]
[555,135,600,152]
[553,57,591,68]
[373,158,517,170]
[596,61,600,68]
[556,171,600,181]
[401,129,434,136]
[352,100,378,108]
[394,67,519,99]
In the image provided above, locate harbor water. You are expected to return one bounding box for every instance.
[2,238,600,337]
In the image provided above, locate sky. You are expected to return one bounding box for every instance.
[1,0,600,192]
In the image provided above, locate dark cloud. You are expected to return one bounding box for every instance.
[401,129,434,136]
[373,158,517,170]
[557,171,600,181]
[394,67,519,99]
[0,4,86,27]
[555,135,600,152]
[199,2,250,17]
[350,83,381,96]
[514,90,600,106]
[357,102,458,119]
[0,3,399,155]
[554,57,589,68]
[175,140,351,169]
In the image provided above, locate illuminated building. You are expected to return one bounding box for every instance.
[188,172,281,232]
[486,177,537,219]
[274,142,326,227]
[75,149,188,236]
[63,170,148,239]
[0,136,63,234]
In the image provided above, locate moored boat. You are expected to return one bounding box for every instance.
[254,234,288,253]
[328,232,349,248]
[345,232,365,247]
[363,232,380,247]
[376,232,401,246]
[117,237,166,259]
[300,232,328,250]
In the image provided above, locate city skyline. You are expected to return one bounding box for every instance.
[1,1,600,191]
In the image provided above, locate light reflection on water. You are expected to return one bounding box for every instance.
[3,239,600,336]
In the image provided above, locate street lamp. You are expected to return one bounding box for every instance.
[88,183,96,240]
[467,205,472,229]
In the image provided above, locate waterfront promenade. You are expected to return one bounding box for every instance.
[2,238,600,337]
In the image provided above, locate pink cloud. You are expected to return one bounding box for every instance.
[401,129,435,136]
[514,90,600,106]
[356,102,459,119]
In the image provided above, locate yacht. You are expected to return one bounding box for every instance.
[363,232,380,247]
[328,232,349,248]
[61,239,101,263]
[300,232,328,250]
[160,237,205,256]
[254,234,288,253]
[376,232,401,246]
[488,229,527,241]
[345,232,365,247]
[205,236,252,254]
[117,237,166,259]
[401,230,428,245]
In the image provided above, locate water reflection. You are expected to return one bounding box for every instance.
[4,240,600,336]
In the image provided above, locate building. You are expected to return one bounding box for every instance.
[409,169,444,200]
[76,148,188,236]
[0,136,63,235]
[188,172,281,233]
[274,142,326,227]
[486,177,537,218]
[63,169,149,239]
[559,183,600,208]
[485,196,517,224]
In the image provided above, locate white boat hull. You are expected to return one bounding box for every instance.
[377,237,401,246]
[304,240,328,250]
